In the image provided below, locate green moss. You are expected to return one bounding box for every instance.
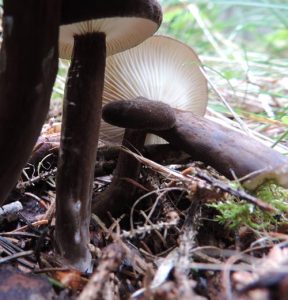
[255,181,288,211]
[209,181,288,231]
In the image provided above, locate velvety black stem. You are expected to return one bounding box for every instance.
[156,110,288,181]
[92,129,146,223]
[55,33,106,271]
[0,0,60,205]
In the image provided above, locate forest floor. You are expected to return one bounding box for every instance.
[0,1,288,299]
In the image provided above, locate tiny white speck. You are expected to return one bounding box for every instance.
[74,230,80,244]
[75,200,81,212]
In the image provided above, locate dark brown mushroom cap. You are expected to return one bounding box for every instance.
[102,97,176,131]
[59,0,162,58]
[61,0,162,25]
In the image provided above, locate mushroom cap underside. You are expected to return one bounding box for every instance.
[100,35,208,144]
[59,0,162,58]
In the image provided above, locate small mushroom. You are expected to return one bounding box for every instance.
[93,100,176,221]
[93,36,208,221]
[55,1,162,271]
[0,0,60,205]
[103,98,288,189]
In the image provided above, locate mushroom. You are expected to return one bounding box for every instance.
[93,35,288,222]
[55,1,162,271]
[92,36,208,221]
[100,35,207,144]
[93,99,177,221]
[0,0,60,205]
[102,98,288,190]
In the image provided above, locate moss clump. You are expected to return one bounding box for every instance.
[209,181,288,231]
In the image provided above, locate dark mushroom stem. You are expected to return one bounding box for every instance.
[0,0,60,205]
[158,109,288,182]
[92,129,146,222]
[92,99,176,222]
[56,0,162,271]
[55,33,106,271]
[97,97,288,219]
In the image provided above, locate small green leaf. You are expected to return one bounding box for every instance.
[281,116,288,125]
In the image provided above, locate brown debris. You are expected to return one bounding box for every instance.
[0,111,286,300]
[78,243,126,300]
[0,265,55,300]
[53,269,88,292]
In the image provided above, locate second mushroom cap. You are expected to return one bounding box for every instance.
[101,35,208,144]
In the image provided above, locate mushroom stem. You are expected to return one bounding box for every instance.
[157,110,288,183]
[92,129,146,223]
[55,32,106,271]
[0,0,60,205]
[102,99,288,190]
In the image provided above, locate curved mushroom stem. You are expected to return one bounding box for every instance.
[92,129,146,223]
[102,99,288,190]
[55,33,106,271]
[0,0,60,205]
[157,110,288,186]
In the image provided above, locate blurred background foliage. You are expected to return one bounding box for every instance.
[160,0,288,56]
[157,0,288,150]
